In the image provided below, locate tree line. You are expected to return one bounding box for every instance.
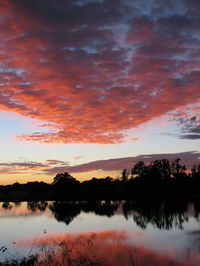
[0,158,200,201]
[122,158,200,181]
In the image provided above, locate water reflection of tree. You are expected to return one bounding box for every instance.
[48,201,119,225]
[13,201,22,207]
[193,201,200,220]
[123,200,189,230]
[49,201,81,225]
[2,201,22,210]
[2,202,13,209]
[20,199,200,231]
[81,200,119,217]
[27,201,48,212]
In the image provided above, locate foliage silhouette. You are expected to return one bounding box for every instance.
[27,201,48,212]
[122,200,190,230]
[121,169,128,181]
[0,158,200,201]
[49,201,81,225]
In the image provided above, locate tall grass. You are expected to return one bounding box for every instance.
[0,231,195,266]
[0,233,109,266]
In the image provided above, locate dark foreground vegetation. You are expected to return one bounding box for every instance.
[1,158,200,201]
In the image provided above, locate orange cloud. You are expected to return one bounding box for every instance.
[0,0,200,143]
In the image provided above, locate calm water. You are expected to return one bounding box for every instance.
[0,200,200,265]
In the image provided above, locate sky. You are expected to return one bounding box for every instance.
[0,0,200,184]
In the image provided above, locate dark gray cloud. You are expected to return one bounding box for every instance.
[180,134,200,140]
[44,151,200,175]
[175,116,200,140]
[1,151,199,177]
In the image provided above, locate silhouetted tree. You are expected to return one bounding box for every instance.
[0,157,200,201]
[131,161,145,178]
[131,158,188,182]
[53,172,78,185]
[191,163,200,179]
[11,182,21,191]
[104,176,113,182]
[171,158,187,178]
[147,159,171,181]
[52,172,80,198]
[121,169,128,181]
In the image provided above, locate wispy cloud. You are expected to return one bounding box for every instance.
[0,160,68,175]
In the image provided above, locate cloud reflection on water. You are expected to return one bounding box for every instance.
[17,230,199,266]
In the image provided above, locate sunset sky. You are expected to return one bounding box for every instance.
[0,0,200,184]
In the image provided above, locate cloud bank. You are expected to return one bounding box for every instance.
[0,151,199,177]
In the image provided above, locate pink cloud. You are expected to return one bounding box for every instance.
[0,1,199,143]
[17,230,198,266]
[44,151,200,175]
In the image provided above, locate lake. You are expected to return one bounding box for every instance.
[0,199,200,265]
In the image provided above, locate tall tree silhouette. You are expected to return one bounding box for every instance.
[121,169,128,181]
[171,158,187,179]
[53,172,78,185]
[131,161,145,178]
